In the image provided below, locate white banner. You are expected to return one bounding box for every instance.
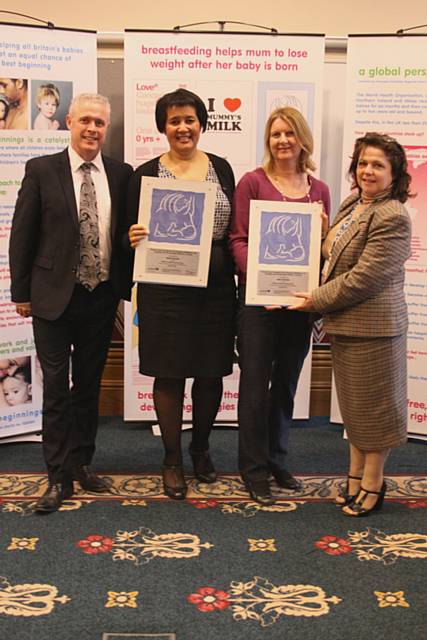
[333,34,427,439]
[124,30,325,421]
[0,25,97,439]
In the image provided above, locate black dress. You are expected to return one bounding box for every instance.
[127,154,236,378]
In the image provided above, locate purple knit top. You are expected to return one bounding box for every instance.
[229,167,331,283]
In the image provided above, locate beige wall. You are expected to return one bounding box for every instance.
[4,1,427,36]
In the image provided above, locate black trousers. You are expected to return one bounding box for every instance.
[237,285,312,481]
[32,282,118,483]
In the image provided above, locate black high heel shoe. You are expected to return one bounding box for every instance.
[190,451,217,483]
[162,465,188,500]
[334,474,362,506]
[342,481,386,517]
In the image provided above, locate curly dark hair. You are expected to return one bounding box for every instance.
[155,88,208,133]
[348,132,412,203]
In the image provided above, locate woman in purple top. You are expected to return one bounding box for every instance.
[229,107,330,505]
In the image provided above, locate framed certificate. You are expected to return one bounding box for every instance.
[133,177,217,287]
[245,200,322,306]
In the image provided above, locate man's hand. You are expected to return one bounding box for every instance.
[15,302,32,317]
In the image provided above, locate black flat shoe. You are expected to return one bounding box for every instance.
[334,474,362,506]
[343,481,386,517]
[162,465,188,500]
[72,465,110,492]
[270,467,302,491]
[190,450,217,483]
[35,482,74,513]
[244,478,276,506]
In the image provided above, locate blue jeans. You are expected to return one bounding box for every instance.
[237,285,312,481]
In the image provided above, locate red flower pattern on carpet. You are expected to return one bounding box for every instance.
[188,499,219,509]
[76,534,113,554]
[399,499,427,509]
[187,586,230,612]
[315,535,352,555]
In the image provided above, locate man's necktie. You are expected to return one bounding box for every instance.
[77,162,102,291]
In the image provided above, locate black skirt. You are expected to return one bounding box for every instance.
[137,241,236,378]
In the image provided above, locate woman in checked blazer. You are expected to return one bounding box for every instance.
[291,132,412,517]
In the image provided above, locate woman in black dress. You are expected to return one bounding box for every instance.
[127,89,236,499]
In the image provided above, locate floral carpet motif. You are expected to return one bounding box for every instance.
[315,528,427,565]
[1,473,426,502]
[187,577,341,626]
[0,577,70,617]
[1,473,426,519]
[0,473,427,518]
[76,527,212,565]
[1,471,426,637]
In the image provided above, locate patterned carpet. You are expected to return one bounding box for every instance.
[1,471,427,506]
[1,471,426,639]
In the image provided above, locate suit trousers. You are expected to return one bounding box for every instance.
[237,285,312,481]
[32,281,118,483]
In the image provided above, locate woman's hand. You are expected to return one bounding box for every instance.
[264,305,282,311]
[317,201,329,239]
[321,211,329,239]
[288,292,315,312]
[129,224,148,249]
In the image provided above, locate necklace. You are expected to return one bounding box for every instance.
[271,173,311,202]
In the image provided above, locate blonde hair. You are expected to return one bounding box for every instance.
[36,83,60,106]
[262,107,316,174]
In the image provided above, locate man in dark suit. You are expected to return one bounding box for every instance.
[9,93,133,512]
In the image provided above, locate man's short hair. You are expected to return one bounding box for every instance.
[68,93,110,120]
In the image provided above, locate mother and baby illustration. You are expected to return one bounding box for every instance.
[148,189,311,265]
[260,212,310,265]
[149,189,204,244]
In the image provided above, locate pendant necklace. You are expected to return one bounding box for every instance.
[272,173,311,202]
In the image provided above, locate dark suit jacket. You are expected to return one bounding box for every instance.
[9,148,133,320]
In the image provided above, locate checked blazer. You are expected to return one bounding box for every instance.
[311,192,412,337]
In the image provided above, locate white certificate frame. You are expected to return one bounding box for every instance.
[133,177,217,287]
[246,200,322,306]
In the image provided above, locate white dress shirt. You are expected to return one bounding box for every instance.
[68,146,112,281]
